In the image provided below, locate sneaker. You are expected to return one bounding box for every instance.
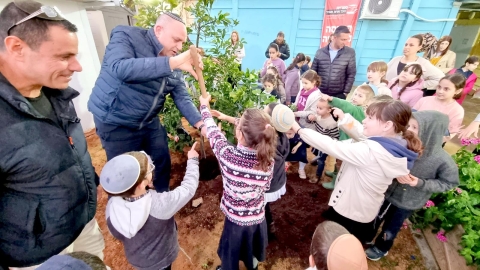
[216,266,222,270]
[325,170,336,177]
[365,246,388,261]
[298,169,306,179]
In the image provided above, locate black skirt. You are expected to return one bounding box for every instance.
[217,218,268,270]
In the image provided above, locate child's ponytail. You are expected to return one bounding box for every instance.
[256,125,277,171]
[239,109,277,172]
[285,53,306,73]
[402,130,423,156]
[366,100,423,156]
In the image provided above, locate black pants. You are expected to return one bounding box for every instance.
[323,207,376,244]
[94,117,171,192]
[371,201,414,252]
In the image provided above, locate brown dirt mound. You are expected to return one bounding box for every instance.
[88,132,426,270]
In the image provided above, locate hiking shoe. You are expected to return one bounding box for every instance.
[366,246,388,261]
[325,170,336,177]
[298,169,306,179]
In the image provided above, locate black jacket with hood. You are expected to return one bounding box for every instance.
[0,73,98,268]
[264,39,291,61]
[311,44,356,96]
[267,131,290,193]
[385,111,459,210]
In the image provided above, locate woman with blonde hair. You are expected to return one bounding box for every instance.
[229,30,245,70]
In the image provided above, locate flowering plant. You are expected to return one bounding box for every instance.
[410,140,480,266]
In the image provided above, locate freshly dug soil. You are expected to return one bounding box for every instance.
[87,131,426,270]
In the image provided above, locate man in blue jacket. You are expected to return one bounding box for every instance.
[0,1,104,268]
[88,13,204,192]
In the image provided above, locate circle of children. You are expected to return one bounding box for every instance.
[100,27,474,270]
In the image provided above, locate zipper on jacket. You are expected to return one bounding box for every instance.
[139,78,166,130]
[65,121,90,211]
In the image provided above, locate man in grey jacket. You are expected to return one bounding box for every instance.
[312,26,356,99]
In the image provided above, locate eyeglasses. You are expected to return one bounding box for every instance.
[7,3,64,36]
[140,151,155,177]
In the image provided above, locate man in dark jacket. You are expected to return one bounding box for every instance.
[264,31,290,60]
[0,1,103,268]
[88,13,203,192]
[312,26,357,99]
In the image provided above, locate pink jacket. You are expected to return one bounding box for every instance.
[388,77,425,108]
[448,68,478,105]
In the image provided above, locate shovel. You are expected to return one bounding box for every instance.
[189,45,208,159]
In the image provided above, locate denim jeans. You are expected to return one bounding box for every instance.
[314,151,328,177]
[372,200,414,252]
[94,117,171,192]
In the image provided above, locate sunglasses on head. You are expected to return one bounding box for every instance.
[7,1,64,36]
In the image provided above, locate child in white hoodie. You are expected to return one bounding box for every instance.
[291,100,422,243]
[100,146,200,270]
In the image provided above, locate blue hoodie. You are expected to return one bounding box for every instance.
[368,137,418,169]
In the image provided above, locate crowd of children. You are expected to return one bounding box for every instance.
[95,32,477,270]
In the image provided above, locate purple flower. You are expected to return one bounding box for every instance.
[461,138,471,146]
[436,231,448,243]
[423,200,435,209]
[456,188,463,194]
[474,155,480,164]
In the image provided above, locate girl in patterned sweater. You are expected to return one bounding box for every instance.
[199,94,277,270]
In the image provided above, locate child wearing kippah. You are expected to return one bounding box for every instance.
[100,145,200,270]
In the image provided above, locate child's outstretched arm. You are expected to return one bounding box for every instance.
[336,111,366,142]
[322,94,364,121]
[291,122,400,171]
[397,161,459,193]
[211,110,238,125]
[199,94,234,157]
[150,143,200,220]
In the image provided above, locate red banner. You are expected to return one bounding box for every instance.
[320,0,362,48]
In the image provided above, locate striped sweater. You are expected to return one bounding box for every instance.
[314,114,340,140]
[200,105,273,226]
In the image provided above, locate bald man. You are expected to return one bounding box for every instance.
[88,13,203,192]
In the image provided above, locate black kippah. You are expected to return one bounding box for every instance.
[164,12,185,25]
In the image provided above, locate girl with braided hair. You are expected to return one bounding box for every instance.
[387,64,424,108]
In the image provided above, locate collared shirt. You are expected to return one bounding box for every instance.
[123,190,150,202]
[329,44,339,62]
